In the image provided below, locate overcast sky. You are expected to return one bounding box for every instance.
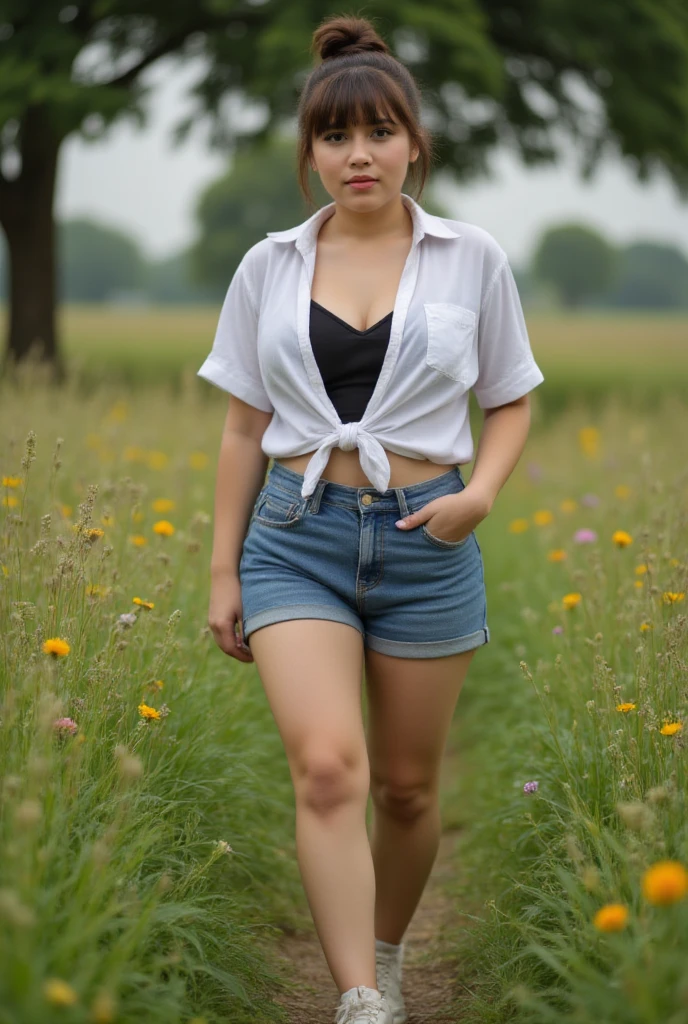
[56,57,688,269]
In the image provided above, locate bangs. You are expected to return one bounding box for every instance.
[307,70,408,139]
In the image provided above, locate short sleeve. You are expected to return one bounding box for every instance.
[471,256,545,409]
[196,254,274,413]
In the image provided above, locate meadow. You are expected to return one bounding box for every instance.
[0,307,686,1023]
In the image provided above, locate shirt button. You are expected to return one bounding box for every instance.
[361,494,373,505]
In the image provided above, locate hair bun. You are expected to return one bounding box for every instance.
[313,15,390,62]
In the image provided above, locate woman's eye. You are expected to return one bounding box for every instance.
[324,129,391,142]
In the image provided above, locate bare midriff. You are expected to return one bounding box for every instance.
[275,449,461,489]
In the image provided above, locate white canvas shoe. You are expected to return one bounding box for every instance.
[375,939,408,1024]
[334,984,394,1024]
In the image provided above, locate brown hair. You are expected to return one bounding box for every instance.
[296,14,434,209]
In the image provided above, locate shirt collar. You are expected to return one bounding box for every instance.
[265,192,460,254]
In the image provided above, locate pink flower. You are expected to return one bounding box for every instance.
[574,528,597,544]
[552,625,564,634]
[523,780,539,794]
[53,717,78,735]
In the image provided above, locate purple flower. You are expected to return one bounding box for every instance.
[580,493,601,507]
[574,528,597,544]
[523,780,539,794]
[53,717,78,735]
[552,625,564,635]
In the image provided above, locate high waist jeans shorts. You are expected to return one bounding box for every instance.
[239,460,490,659]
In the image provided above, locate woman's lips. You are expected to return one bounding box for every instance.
[348,179,377,190]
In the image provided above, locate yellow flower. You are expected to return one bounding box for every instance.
[131,510,145,523]
[579,426,600,458]
[44,979,78,1007]
[2,475,22,487]
[100,514,115,527]
[86,584,110,598]
[634,581,644,589]
[105,400,128,423]
[138,703,161,721]
[509,518,529,534]
[153,680,164,690]
[85,528,104,543]
[662,591,685,604]
[562,592,582,610]
[559,499,577,513]
[129,534,147,547]
[593,903,628,932]
[1,564,9,577]
[147,451,168,471]
[660,722,682,736]
[43,638,71,657]
[639,621,653,632]
[635,564,648,575]
[123,445,147,463]
[668,557,680,567]
[616,702,636,713]
[2,495,18,508]
[132,597,154,610]
[152,498,175,514]
[189,451,208,470]
[615,484,631,499]
[642,861,688,905]
[60,504,73,518]
[153,520,175,537]
[612,530,633,548]
[547,549,567,562]
[533,509,554,526]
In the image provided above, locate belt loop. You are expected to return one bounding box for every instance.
[393,486,409,518]
[308,477,326,514]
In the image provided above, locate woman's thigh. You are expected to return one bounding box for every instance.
[248,618,369,789]
[364,647,476,799]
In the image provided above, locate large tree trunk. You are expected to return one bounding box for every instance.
[0,104,65,382]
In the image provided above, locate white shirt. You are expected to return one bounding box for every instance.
[197,192,545,499]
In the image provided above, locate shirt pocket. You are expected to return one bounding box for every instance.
[423,302,476,385]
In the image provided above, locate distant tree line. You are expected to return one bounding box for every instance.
[1,136,686,312]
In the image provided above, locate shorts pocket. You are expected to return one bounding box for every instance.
[421,523,473,549]
[254,489,306,529]
[424,302,476,383]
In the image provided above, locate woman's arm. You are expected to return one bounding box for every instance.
[463,394,532,514]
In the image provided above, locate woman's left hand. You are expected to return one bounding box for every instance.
[395,486,490,544]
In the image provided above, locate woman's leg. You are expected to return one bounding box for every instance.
[248,617,377,994]
[364,647,476,944]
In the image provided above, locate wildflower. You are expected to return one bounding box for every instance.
[123,445,147,462]
[86,583,110,598]
[662,591,685,604]
[43,979,78,1007]
[147,451,168,470]
[642,861,688,905]
[129,533,147,546]
[547,549,567,562]
[593,903,629,932]
[533,510,554,526]
[152,498,175,513]
[189,451,208,470]
[508,518,529,534]
[60,504,72,518]
[613,530,633,548]
[660,722,682,736]
[153,680,164,690]
[634,581,644,589]
[615,484,631,499]
[100,514,115,527]
[2,475,22,487]
[523,780,539,794]
[559,499,577,513]
[639,621,653,632]
[562,592,582,610]
[635,565,648,575]
[574,528,597,544]
[153,519,175,537]
[91,991,117,1024]
[53,717,78,735]
[85,527,104,544]
[117,612,137,628]
[215,840,234,854]
[131,510,145,523]
[580,493,601,507]
[42,638,70,657]
[616,703,636,713]
[138,703,161,721]
[552,625,564,634]
[2,495,18,508]
[132,597,154,610]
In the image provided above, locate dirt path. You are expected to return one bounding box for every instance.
[270,752,470,1023]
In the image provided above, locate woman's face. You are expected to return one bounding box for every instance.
[310,113,419,208]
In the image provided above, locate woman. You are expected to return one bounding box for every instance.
[198,13,545,1024]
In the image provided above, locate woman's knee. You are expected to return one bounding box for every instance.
[370,771,438,822]
[293,744,370,815]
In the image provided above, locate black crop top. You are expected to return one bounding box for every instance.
[309,300,393,423]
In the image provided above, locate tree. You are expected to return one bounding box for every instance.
[1,0,688,376]
[60,218,145,302]
[608,242,688,309]
[531,224,618,308]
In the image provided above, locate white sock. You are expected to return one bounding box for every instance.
[375,937,402,954]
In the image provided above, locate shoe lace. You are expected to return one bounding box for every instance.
[335,989,385,1024]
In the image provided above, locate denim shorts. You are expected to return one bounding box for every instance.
[239,461,490,659]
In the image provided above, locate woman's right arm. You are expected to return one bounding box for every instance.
[208,395,272,661]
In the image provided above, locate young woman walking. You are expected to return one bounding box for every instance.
[199,13,544,1024]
